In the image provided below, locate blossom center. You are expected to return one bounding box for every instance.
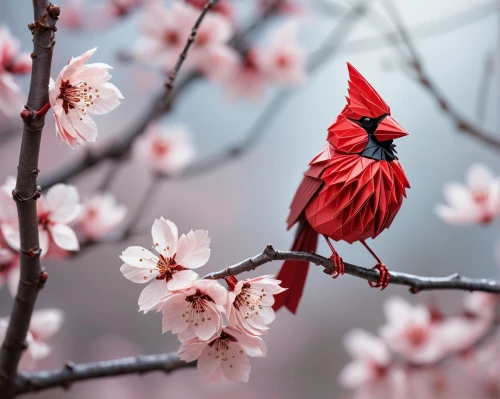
[155,254,185,281]
[233,283,266,319]
[472,189,488,205]
[164,30,180,46]
[38,212,51,231]
[152,138,170,157]
[405,326,429,347]
[276,54,290,68]
[181,289,215,326]
[207,331,241,363]
[195,31,210,47]
[58,79,96,115]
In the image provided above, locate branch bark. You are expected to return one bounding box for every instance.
[0,2,59,398]
[13,353,194,396]
[202,245,500,294]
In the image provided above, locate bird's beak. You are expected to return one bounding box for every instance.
[374,115,408,142]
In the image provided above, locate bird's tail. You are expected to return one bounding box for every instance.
[273,220,318,314]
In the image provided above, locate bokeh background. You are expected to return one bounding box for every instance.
[0,0,498,398]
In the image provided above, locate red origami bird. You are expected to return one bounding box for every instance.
[273,63,410,314]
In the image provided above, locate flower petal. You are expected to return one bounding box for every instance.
[176,230,210,269]
[138,279,171,313]
[151,217,178,258]
[49,224,79,251]
[45,184,81,224]
[166,269,198,291]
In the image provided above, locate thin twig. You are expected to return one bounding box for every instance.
[165,0,218,89]
[0,2,59,398]
[202,245,500,294]
[13,353,194,396]
[381,0,500,151]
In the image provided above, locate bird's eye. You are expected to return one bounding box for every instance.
[361,117,373,128]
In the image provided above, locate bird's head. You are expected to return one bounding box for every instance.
[327,63,408,162]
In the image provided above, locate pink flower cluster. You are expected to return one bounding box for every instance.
[120,217,285,382]
[0,177,126,294]
[0,26,31,117]
[132,2,306,100]
[339,295,498,397]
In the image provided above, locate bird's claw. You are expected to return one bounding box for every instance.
[368,263,390,290]
[329,252,345,279]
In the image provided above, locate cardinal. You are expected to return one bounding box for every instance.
[273,63,410,314]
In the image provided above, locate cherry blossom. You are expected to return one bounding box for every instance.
[225,275,285,336]
[0,26,32,117]
[339,329,391,389]
[79,193,126,240]
[185,0,234,20]
[258,0,304,15]
[133,2,197,71]
[464,292,499,320]
[120,217,210,312]
[159,279,227,342]
[0,247,19,296]
[0,176,17,247]
[223,49,268,101]
[48,47,123,148]
[132,123,196,175]
[0,308,64,369]
[3,183,81,256]
[178,326,266,383]
[379,297,447,364]
[435,163,500,225]
[259,22,306,86]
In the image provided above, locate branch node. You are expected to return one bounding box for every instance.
[65,361,75,371]
[48,4,61,18]
[20,109,33,121]
[409,286,420,294]
[38,269,48,288]
[12,186,42,203]
[20,247,42,259]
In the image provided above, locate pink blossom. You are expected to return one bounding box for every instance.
[339,329,391,389]
[223,50,267,101]
[133,2,197,71]
[59,0,86,30]
[258,0,305,15]
[0,308,64,369]
[0,26,32,117]
[159,279,227,342]
[435,163,500,225]
[259,22,306,86]
[379,297,446,364]
[464,292,499,320]
[225,275,285,336]
[185,0,234,20]
[0,247,19,296]
[79,193,126,240]
[3,184,81,256]
[178,326,266,383]
[120,217,210,312]
[48,48,123,148]
[0,176,18,247]
[132,123,196,175]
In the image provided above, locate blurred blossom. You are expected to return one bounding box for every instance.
[339,329,391,389]
[258,0,305,15]
[3,183,82,256]
[225,275,285,336]
[120,217,210,312]
[178,326,266,383]
[48,47,123,148]
[185,0,234,21]
[0,247,19,296]
[133,1,197,71]
[259,22,306,86]
[0,308,64,370]
[160,279,227,342]
[0,176,17,247]
[464,291,499,320]
[59,0,86,30]
[435,163,500,225]
[132,123,196,175]
[379,297,447,364]
[78,193,126,240]
[0,26,31,118]
[223,49,267,101]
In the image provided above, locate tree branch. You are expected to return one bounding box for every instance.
[13,353,194,396]
[202,245,500,294]
[0,2,59,398]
